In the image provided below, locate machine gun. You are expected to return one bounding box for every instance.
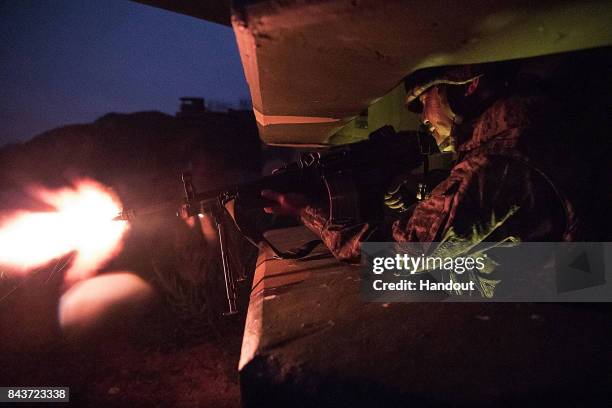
[114,126,433,314]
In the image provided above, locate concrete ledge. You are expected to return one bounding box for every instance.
[239,227,611,407]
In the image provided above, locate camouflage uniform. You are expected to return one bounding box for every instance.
[300,93,579,263]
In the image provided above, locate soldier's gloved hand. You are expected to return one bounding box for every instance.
[384,174,419,213]
[261,190,309,218]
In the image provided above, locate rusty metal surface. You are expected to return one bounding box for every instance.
[239,226,612,406]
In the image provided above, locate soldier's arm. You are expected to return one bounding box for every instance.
[268,154,565,262]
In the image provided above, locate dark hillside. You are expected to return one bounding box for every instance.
[0,109,261,206]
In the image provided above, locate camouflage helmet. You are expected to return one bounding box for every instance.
[404,65,484,113]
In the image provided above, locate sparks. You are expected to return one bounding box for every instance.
[0,179,129,283]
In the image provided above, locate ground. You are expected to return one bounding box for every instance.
[0,302,245,407]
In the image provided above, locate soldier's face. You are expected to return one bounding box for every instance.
[419,86,455,151]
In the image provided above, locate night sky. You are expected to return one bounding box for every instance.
[0,0,249,146]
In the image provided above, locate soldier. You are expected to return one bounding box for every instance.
[262,52,610,263]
